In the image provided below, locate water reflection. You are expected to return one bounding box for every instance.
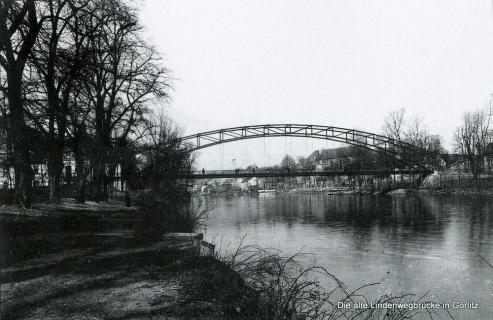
[202,194,493,319]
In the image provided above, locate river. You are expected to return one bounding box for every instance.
[201,193,493,319]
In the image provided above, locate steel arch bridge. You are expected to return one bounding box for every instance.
[178,124,432,167]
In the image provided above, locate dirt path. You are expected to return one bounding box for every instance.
[1,238,230,320]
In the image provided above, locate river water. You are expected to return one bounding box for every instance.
[201,194,493,319]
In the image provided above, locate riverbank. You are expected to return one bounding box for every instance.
[0,201,287,319]
[0,237,257,319]
[274,186,493,196]
[0,200,251,320]
[387,188,493,196]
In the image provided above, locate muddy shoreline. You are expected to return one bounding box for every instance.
[0,201,260,319]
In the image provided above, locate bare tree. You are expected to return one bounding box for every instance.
[0,0,175,207]
[80,0,170,201]
[383,108,406,142]
[0,0,51,205]
[138,112,192,196]
[27,0,93,202]
[382,109,443,169]
[455,107,492,179]
[381,108,408,172]
[404,116,444,168]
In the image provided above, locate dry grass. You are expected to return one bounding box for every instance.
[133,195,214,244]
[167,196,214,232]
[185,240,455,320]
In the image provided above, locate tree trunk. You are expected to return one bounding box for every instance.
[7,72,33,206]
[52,142,64,203]
[74,138,86,203]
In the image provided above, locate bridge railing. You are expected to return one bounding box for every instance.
[183,167,431,176]
[192,168,326,175]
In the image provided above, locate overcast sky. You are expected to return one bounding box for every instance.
[140,0,493,169]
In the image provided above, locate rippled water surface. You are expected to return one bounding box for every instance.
[201,194,493,319]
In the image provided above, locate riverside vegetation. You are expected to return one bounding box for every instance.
[162,240,453,320]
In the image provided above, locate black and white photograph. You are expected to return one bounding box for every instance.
[1,1,493,319]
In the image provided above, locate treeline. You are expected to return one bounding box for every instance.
[271,106,493,178]
[383,107,493,178]
[381,109,444,168]
[271,110,446,172]
[0,0,190,206]
[454,106,493,178]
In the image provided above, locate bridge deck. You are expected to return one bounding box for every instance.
[178,169,432,179]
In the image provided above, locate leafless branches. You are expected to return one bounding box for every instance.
[213,243,450,320]
[383,108,406,142]
[0,0,179,204]
[454,106,492,179]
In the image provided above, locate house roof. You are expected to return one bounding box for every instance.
[439,153,463,166]
[306,147,352,163]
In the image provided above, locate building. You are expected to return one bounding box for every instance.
[305,147,354,170]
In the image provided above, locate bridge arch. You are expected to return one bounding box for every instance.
[178,124,430,167]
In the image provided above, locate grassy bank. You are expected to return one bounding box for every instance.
[196,244,454,320]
